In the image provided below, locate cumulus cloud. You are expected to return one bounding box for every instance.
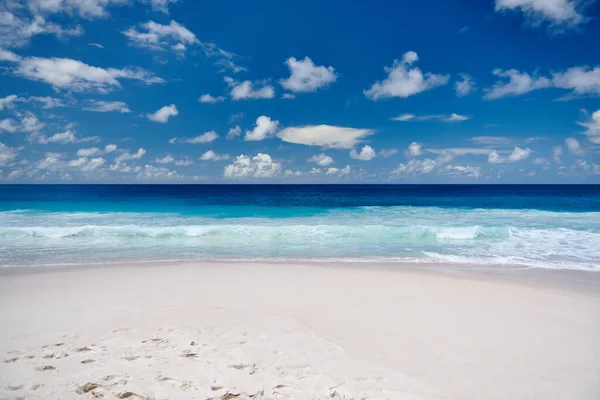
[485,66,600,100]
[326,165,351,176]
[392,113,469,122]
[1,112,45,134]
[0,49,164,93]
[553,145,563,163]
[114,148,146,165]
[83,100,131,113]
[0,94,19,111]
[0,11,83,48]
[123,20,198,54]
[147,104,178,123]
[470,136,515,145]
[225,77,275,100]
[77,147,101,157]
[455,73,475,97]
[495,0,588,30]
[32,129,98,144]
[224,153,281,178]
[0,141,20,166]
[280,56,337,93]
[154,154,192,165]
[198,94,225,103]
[364,51,449,100]
[379,148,399,157]
[444,164,483,178]
[68,156,105,172]
[226,125,241,140]
[199,150,230,161]
[28,96,65,109]
[244,116,279,141]
[277,125,374,149]
[140,0,178,14]
[577,109,600,144]
[565,137,583,154]
[394,158,437,175]
[405,142,423,157]
[488,147,531,163]
[308,153,334,166]
[137,164,183,180]
[171,131,218,144]
[349,145,376,161]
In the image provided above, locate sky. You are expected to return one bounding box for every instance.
[0,0,599,183]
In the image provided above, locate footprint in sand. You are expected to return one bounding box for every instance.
[35,365,56,372]
[156,376,196,391]
[81,359,96,364]
[6,384,25,391]
[230,363,257,375]
[3,357,18,363]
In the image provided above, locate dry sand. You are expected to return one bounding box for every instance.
[0,262,598,400]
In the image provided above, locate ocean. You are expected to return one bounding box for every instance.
[1,184,599,270]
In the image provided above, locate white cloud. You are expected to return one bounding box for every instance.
[308,153,333,166]
[553,145,563,163]
[83,100,131,113]
[577,109,600,144]
[350,145,376,161]
[310,167,321,176]
[277,125,373,149]
[123,20,198,54]
[405,142,423,157]
[455,73,475,97]
[173,130,219,144]
[0,94,19,110]
[35,152,63,170]
[155,155,175,164]
[0,142,20,166]
[0,50,164,92]
[115,148,146,163]
[28,96,65,109]
[105,144,117,153]
[24,0,132,19]
[470,136,514,145]
[224,153,281,178]
[0,119,19,133]
[1,112,44,134]
[69,156,105,171]
[391,113,469,122]
[225,77,275,100]
[394,158,437,175]
[226,125,241,139]
[200,150,230,161]
[280,56,337,92]
[0,11,83,48]
[282,93,295,99]
[284,170,302,177]
[147,104,178,123]
[364,51,449,100]
[140,0,178,14]
[485,66,600,100]
[89,42,104,48]
[488,147,531,163]
[444,164,483,178]
[379,148,399,157]
[244,115,279,141]
[77,147,100,157]
[137,164,183,180]
[565,137,583,154]
[326,165,351,176]
[33,128,98,144]
[495,0,587,29]
[199,94,225,103]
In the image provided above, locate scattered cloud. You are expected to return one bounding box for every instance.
[350,145,376,161]
[459,25,471,33]
[137,164,183,180]
[155,154,193,165]
[0,11,83,48]
[228,112,245,123]
[200,150,230,161]
[326,165,351,176]
[123,20,198,54]
[308,153,334,166]
[147,104,178,123]
[444,164,483,178]
[553,145,563,163]
[495,0,589,30]
[32,129,98,145]
[1,112,45,134]
[0,142,20,166]
[140,0,179,14]
[485,66,600,100]
[392,113,469,122]
[198,94,225,103]
[224,153,281,178]
[364,51,449,100]
[226,125,241,139]
[455,73,475,97]
[277,125,374,149]
[28,96,65,109]
[405,142,423,157]
[565,137,583,154]
[280,56,337,93]
[0,94,19,111]
[225,77,275,100]
[379,148,399,157]
[282,93,295,99]
[577,109,600,144]
[114,148,146,163]
[470,136,514,145]
[488,146,531,163]
[171,130,218,144]
[88,43,104,49]
[244,116,279,141]
[394,158,437,175]
[0,49,164,93]
[83,100,131,113]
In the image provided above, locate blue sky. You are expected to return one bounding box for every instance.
[0,0,599,183]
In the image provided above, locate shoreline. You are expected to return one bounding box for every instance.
[1,261,599,399]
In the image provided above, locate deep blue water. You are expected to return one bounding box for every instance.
[0,185,599,270]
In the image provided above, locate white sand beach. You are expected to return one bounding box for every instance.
[0,262,598,400]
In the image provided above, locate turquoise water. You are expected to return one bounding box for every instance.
[1,185,599,270]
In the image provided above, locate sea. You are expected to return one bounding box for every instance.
[0,184,599,271]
